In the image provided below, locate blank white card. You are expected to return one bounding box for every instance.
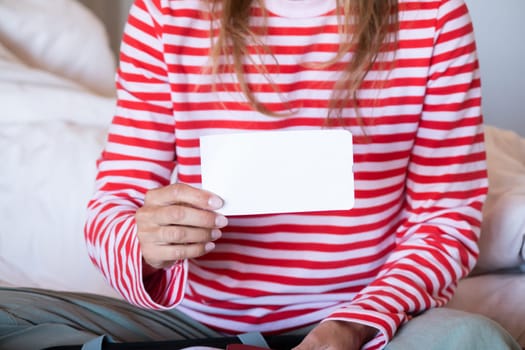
[199,129,354,216]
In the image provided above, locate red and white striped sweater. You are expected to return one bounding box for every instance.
[85,0,487,348]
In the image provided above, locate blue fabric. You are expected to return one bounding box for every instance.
[0,287,222,350]
[81,335,109,350]
[385,308,521,350]
[237,332,269,348]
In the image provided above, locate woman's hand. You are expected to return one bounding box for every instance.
[135,183,227,274]
[292,320,378,350]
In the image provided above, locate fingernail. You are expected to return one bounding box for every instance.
[211,229,222,240]
[215,215,228,227]
[204,242,216,252]
[208,195,223,209]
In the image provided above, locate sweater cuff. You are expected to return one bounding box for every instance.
[324,305,407,349]
[116,222,188,310]
[141,257,188,308]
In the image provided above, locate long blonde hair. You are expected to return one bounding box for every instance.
[208,0,399,119]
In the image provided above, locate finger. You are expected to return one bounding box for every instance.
[144,241,217,263]
[145,204,228,228]
[142,225,222,245]
[146,183,223,210]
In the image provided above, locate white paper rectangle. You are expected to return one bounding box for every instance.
[199,129,354,216]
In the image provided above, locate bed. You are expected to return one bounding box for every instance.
[0,0,524,348]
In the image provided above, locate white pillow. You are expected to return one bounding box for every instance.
[0,122,118,298]
[0,47,115,126]
[0,0,116,96]
[474,125,525,273]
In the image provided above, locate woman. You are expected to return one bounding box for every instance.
[78,0,516,349]
[81,0,516,349]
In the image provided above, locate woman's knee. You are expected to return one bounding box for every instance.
[386,308,520,350]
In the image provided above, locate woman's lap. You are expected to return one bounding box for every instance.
[0,287,221,350]
[0,287,520,350]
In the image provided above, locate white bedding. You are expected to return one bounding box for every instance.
[0,0,523,347]
[0,0,116,97]
[0,59,115,126]
[0,0,118,298]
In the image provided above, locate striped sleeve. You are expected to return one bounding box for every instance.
[325,1,487,348]
[84,0,187,309]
